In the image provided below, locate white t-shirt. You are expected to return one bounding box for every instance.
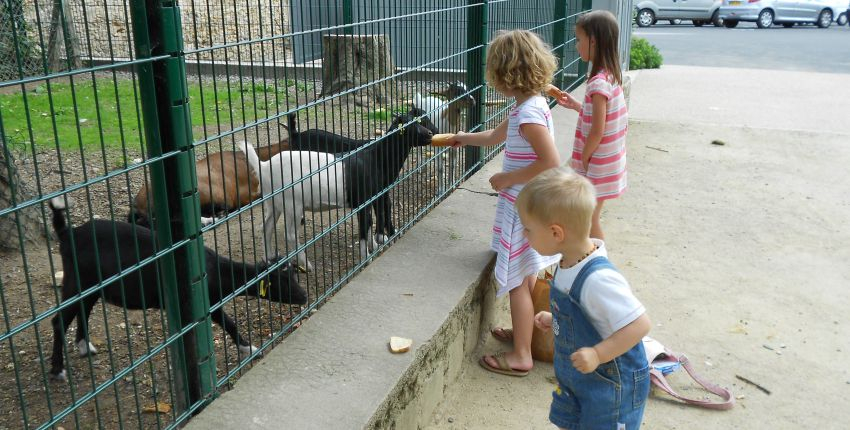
[551,239,645,339]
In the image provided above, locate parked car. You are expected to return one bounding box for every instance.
[634,0,724,27]
[718,0,848,28]
[835,0,850,25]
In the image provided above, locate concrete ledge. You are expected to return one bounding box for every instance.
[185,152,506,430]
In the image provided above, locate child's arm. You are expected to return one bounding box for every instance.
[570,313,651,374]
[452,118,508,148]
[546,84,581,112]
[581,94,608,171]
[534,311,553,332]
[489,123,560,191]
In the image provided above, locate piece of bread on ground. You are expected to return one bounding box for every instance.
[389,336,413,353]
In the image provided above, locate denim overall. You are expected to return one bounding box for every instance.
[549,256,650,430]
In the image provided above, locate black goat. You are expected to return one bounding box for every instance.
[243,108,438,271]
[285,108,439,154]
[48,196,307,381]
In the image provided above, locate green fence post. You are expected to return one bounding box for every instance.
[129,0,215,414]
[343,0,354,35]
[465,0,488,174]
[552,0,568,89]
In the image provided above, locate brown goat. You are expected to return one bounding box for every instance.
[128,140,290,226]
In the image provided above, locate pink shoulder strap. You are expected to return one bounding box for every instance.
[649,354,735,410]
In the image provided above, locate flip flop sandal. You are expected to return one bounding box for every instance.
[479,352,529,377]
[490,327,513,343]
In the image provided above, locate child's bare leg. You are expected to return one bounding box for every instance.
[484,274,536,371]
[590,199,605,240]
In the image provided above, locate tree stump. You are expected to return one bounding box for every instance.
[321,34,394,107]
[0,137,47,250]
[47,0,81,72]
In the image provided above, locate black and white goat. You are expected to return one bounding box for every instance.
[413,82,476,192]
[48,196,306,382]
[242,109,437,271]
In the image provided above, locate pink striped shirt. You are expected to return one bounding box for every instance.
[571,71,628,201]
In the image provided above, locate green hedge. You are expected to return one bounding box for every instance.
[630,37,663,70]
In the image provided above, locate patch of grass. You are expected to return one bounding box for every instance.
[366,108,392,121]
[364,104,408,121]
[284,78,312,92]
[0,77,296,151]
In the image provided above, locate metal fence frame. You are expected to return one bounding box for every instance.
[0,1,617,428]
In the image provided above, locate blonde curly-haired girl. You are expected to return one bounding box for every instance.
[452,29,561,376]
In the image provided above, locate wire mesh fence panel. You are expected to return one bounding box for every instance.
[1,0,598,428]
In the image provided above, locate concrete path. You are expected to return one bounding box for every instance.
[425,65,850,429]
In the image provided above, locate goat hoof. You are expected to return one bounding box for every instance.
[76,339,98,357]
[50,370,67,382]
[200,216,216,227]
[238,344,261,356]
[376,234,389,245]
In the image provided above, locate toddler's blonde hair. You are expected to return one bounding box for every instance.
[516,167,596,238]
[485,29,557,95]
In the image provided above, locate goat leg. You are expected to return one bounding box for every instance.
[374,195,395,244]
[211,308,259,356]
[73,295,100,357]
[356,208,378,258]
[50,295,79,381]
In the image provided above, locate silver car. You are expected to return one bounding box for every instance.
[635,0,724,27]
[718,0,848,28]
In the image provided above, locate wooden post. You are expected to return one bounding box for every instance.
[46,0,81,71]
[321,34,394,106]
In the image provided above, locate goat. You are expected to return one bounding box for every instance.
[241,108,437,271]
[413,82,476,192]
[413,82,475,133]
[48,196,306,382]
[285,113,364,154]
[128,140,290,227]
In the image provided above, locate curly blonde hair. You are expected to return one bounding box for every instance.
[485,30,557,95]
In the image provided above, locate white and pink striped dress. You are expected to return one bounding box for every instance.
[570,71,628,200]
[491,96,561,296]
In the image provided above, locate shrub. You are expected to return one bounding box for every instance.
[630,37,663,70]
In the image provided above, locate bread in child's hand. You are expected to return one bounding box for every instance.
[546,86,563,99]
[430,133,457,147]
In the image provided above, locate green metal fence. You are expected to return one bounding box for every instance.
[0,0,594,428]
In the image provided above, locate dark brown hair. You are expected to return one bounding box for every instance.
[576,10,622,86]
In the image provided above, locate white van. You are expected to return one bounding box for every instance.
[634,0,724,27]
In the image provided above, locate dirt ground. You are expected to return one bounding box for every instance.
[426,67,850,429]
[0,74,494,429]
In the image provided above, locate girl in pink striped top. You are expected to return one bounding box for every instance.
[549,10,628,240]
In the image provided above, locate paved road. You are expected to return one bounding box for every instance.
[633,22,850,73]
